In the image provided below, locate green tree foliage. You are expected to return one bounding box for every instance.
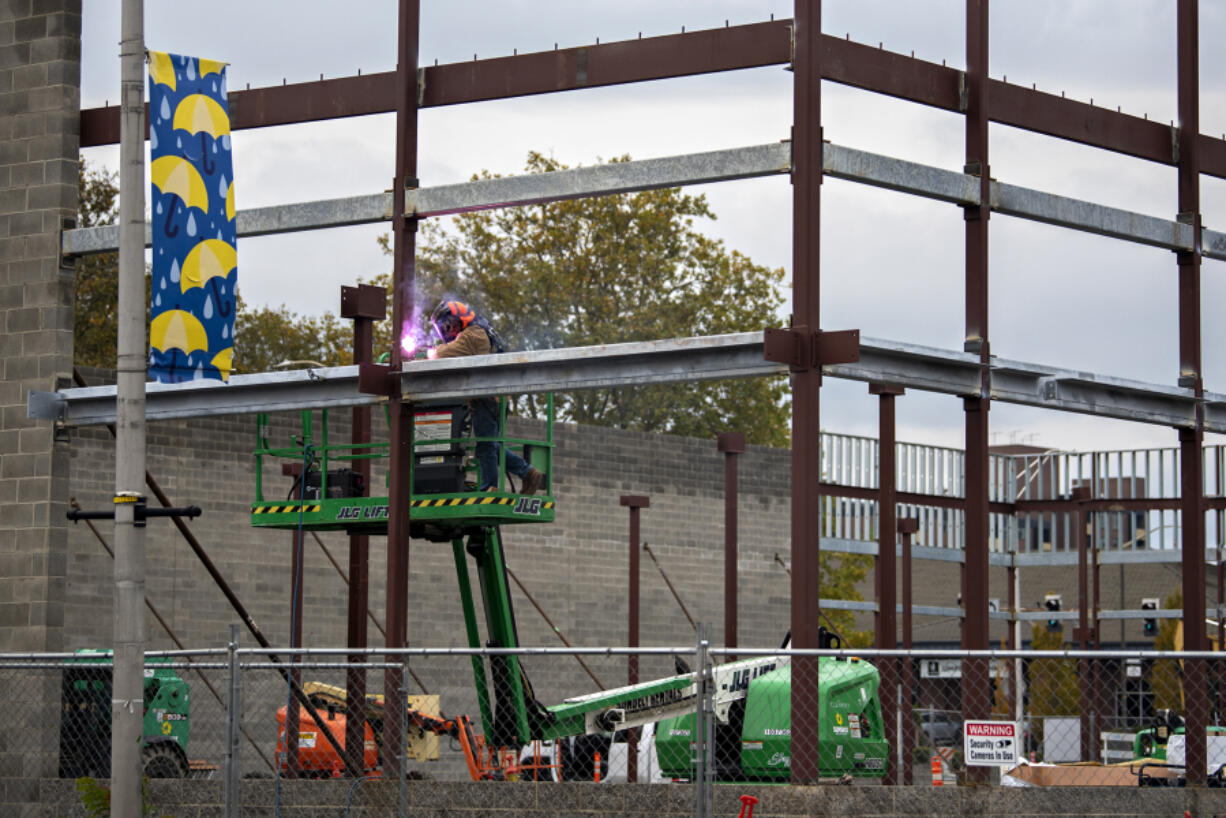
[380,152,790,446]
[73,159,348,374]
[1150,587,1183,711]
[1026,623,1079,717]
[821,552,874,647]
[230,295,349,374]
[73,160,131,369]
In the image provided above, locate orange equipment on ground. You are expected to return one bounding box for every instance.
[276,681,519,781]
[275,706,377,778]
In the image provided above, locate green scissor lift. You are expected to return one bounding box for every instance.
[251,396,567,747]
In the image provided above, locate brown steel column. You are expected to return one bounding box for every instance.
[1006,554,1016,719]
[384,0,420,777]
[871,384,902,784]
[900,517,919,786]
[790,0,824,785]
[620,495,649,783]
[285,521,304,777]
[718,432,745,659]
[342,284,385,776]
[1074,488,1093,761]
[961,2,992,785]
[1177,0,1208,787]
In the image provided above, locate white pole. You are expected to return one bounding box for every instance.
[113,0,146,813]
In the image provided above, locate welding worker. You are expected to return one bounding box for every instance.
[429,300,544,495]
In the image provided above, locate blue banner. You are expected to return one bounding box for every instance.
[147,50,235,383]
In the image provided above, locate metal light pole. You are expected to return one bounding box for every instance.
[113,0,147,813]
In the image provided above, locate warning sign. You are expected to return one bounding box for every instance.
[963,721,1019,766]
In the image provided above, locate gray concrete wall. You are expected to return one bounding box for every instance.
[0,0,80,804]
[0,0,79,654]
[32,777,1226,817]
[59,405,1184,660]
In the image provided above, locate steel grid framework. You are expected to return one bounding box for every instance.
[52,2,1222,786]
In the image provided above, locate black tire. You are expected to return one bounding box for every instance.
[142,741,188,778]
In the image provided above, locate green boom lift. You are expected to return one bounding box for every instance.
[250,396,889,780]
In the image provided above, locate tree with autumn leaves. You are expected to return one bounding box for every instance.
[375,152,791,447]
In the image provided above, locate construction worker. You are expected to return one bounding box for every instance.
[429,299,544,495]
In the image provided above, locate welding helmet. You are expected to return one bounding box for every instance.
[430,300,475,343]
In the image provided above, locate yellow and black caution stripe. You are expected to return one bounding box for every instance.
[411,496,513,508]
[252,504,322,515]
[408,497,556,510]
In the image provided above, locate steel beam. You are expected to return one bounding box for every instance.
[62,141,1226,261]
[76,20,1226,183]
[29,332,1226,432]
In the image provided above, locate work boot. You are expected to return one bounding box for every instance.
[520,467,544,495]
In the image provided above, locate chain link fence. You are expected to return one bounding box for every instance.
[4,640,1226,816]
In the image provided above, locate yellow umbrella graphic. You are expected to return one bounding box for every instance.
[151,155,209,238]
[225,180,235,222]
[173,93,230,174]
[181,238,237,318]
[148,50,176,91]
[198,58,227,78]
[151,309,208,382]
[181,239,236,292]
[151,309,208,354]
[210,348,233,383]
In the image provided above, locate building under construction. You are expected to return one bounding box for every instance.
[2,1,1225,815]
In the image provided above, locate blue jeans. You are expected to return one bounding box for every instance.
[472,398,531,490]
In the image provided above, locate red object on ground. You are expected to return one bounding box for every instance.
[737,794,758,817]
[931,754,944,786]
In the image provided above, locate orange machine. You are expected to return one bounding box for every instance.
[276,705,377,778]
[276,681,519,780]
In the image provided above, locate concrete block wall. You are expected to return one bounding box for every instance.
[0,0,79,656]
[0,0,80,800]
[61,404,1187,657]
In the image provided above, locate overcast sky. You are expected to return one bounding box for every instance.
[77,2,1226,452]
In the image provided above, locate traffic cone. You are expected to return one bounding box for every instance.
[931,754,943,786]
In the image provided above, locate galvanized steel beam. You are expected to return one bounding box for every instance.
[64,141,1226,262]
[29,332,1226,432]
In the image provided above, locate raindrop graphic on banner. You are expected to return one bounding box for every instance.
[222,323,230,340]
[156,201,163,214]
[186,213,197,236]
[203,296,214,320]
[187,60,197,81]
[150,129,158,150]
[154,293,161,307]
[160,97,171,120]
[170,258,180,284]
[218,174,228,197]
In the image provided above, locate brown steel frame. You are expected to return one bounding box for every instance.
[78,1,1218,785]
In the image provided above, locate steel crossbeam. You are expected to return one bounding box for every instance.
[28,332,1226,432]
[61,141,1226,261]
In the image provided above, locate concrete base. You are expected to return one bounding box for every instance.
[21,778,1226,817]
